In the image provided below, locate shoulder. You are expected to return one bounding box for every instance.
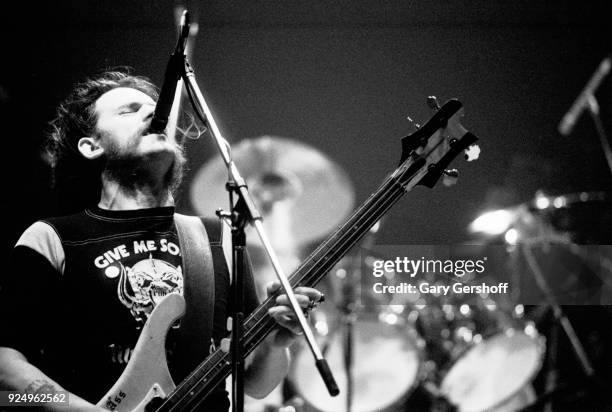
[13,210,90,274]
[39,210,97,241]
[15,221,65,274]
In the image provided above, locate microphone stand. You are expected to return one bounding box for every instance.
[175,11,339,412]
[585,93,612,176]
[558,56,612,175]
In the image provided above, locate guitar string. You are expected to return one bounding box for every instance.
[165,151,440,410]
[161,126,465,411]
[166,154,441,411]
[164,173,409,411]
[159,172,405,411]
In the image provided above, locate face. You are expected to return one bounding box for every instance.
[93,87,177,159]
[91,87,185,187]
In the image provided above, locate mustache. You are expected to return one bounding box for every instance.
[142,117,164,136]
[143,124,158,136]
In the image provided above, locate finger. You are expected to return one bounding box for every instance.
[294,287,324,302]
[268,307,301,332]
[275,294,311,308]
[266,280,281,297]
[268,306,297,320]
[274,287,324,306]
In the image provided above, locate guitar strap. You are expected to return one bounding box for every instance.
[173,213,216,380]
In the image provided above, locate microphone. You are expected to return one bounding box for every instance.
[558,56,611,136]
[149,11,191,134]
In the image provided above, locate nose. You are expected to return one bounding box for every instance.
[142,103,156,122]
[141,104,157,134]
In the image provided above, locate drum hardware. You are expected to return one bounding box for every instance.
[466,190,612,410]
[402,251,545,411]
[516,377,606,412]
[521,245,594,376]
[294,220,404,412]
[413,291,545,412]
[514,244,609,412]
[541,307,559,412]
[507,192,610,386]
[335,220,383,412]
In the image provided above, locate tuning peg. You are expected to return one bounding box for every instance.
[442,169,459,186]
[464,144,481,162]
[406,115,421,130]
[426,96,441,111]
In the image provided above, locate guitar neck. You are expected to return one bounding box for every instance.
[157,154,426,411]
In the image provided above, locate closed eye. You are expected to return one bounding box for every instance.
[118,106,139,115]
[117,102,145,115]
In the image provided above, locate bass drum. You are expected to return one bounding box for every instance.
[287,291,424,412]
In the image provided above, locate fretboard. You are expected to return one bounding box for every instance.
[156,153,427,411]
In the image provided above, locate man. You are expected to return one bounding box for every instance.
[0,70,321,411]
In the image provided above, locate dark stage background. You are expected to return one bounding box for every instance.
[2,1,610,249]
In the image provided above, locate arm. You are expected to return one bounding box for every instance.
[243,282,322,399]
[243,336,291,399]
[0,347,104,411]
[0,223,105,411]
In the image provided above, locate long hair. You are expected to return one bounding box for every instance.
[46,70,159,214]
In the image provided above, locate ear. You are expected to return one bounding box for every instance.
[77,137,105,160]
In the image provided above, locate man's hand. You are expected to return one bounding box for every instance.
[266,281,324,348]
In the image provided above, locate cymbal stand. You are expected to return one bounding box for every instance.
[543,311,559,412]
[521,243,595,377]
[339,267,358,412]
[338,220,384,412]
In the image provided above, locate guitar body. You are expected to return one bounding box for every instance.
[97,293,185,411]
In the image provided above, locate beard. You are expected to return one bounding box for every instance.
[102,139,186,195]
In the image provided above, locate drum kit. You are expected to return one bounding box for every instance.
[190,136,612,412]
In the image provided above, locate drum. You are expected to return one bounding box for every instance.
[288,302,424,412]
[415,299,545,412]
[528,191,612,244]
[440,317,544,411]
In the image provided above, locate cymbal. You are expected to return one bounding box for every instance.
[468,191,611,243]
[190,135,355,247]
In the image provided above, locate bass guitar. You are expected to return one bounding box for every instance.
[98,98,480,411]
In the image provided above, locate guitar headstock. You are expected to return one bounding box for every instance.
[399,97,480,188]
